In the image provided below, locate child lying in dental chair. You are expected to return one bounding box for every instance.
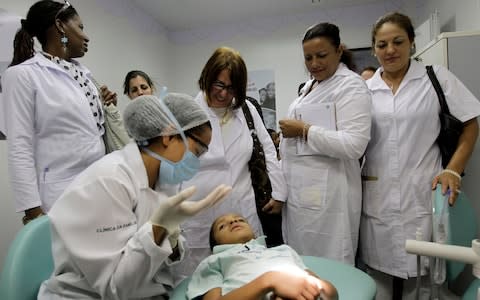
[186,213,338,300]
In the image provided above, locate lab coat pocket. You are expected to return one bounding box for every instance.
[362,179,380,217]
[39,167,84,211]
[409,174,433,216]
[290,167,328,210]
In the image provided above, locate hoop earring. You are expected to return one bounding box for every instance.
[60,33,68,52]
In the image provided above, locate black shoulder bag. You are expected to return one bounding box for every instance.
[426,65,464,170]
[241,102,283,247]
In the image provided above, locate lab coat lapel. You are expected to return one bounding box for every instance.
[368,59,424,93]
[222,108,243,151]
[196,93,243,154]
[29,53,76,77]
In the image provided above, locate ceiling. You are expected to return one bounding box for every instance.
[133,0,382,31]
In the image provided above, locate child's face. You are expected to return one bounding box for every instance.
[212,214,255,245]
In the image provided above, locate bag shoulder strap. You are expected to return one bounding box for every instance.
[241,101,255,131]
[426,65,451,115]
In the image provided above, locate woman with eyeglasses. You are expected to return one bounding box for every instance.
[1,0,117,224]
[38,93,231,299]
[169,47,287,281]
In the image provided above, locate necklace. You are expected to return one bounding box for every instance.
[206,96,232,126]
[382,74,397,91]
[220,109,231,125]
[211,106,231,126]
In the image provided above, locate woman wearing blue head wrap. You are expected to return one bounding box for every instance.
[39,93,231,299]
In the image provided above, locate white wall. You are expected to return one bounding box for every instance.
[414,0,480,32]
[0,0,170,270]
[0,0,170,109]
[166,2,392,126]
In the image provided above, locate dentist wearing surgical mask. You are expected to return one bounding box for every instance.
[38,93,231,300]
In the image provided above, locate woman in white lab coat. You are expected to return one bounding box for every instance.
[360,12,480,299]
[279,23,372,265]
[38,94,231,299]
[171,47,287,280]
[1,0,117,223]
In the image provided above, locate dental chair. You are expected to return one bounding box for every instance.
[170,255,377,299]
[447,192,478,298]
[405,190,479,299]
[0,216,53,300]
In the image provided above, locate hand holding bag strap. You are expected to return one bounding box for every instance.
[426,65,450,114]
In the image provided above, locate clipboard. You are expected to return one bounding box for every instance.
[295,102,336,155]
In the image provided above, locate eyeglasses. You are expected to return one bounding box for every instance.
[212,81,235,95]
[54,0,72,20]
[185,132,209,157]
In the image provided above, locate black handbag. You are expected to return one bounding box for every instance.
[426,65,464,170]
[241,102,283,247]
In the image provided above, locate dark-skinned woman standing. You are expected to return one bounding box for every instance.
[1,0,117,224]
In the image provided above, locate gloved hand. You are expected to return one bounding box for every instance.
[168,227,180,249]
[150,184,232,235]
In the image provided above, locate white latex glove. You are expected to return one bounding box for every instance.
[150,184,232,235]
[168,227,180,249]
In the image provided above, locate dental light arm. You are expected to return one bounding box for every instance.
[405,239,480,278]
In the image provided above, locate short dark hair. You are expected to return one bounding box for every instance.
[123,70,155,95]
[302,23,355,70]
[198,47,247,110]
[361,66,377,73]
[371,12,415,48]
[209,218,220,251]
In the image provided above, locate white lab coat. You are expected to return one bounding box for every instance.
[281,63,371,265]
[1,53,105,212]
[38,143,184,300]
[360,60,480,278]
[170,92,287,278]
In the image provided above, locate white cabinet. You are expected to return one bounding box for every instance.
[415,31,480,234]
[415,30,480,101]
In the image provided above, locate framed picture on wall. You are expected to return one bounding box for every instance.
[350,47,379,75]
[246,69,276,130]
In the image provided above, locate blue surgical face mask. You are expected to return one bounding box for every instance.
[143,147,200,184]
[141,86,202,184]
